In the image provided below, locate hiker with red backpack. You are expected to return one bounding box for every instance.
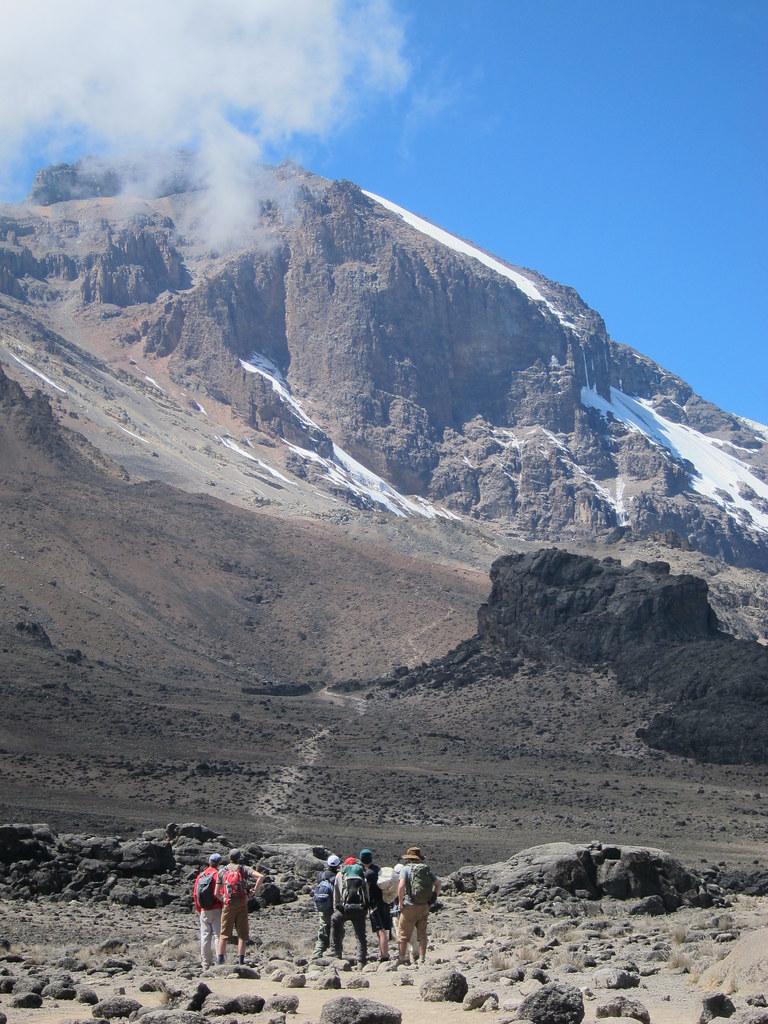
[193,852,223,970]
[330,855,370,967]
[396,846,441,966]
[214,848,264,965]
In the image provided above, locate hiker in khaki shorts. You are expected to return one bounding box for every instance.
[214,848,264,965]
[396,846,441,965]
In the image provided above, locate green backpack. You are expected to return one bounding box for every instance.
[407,862,435,904]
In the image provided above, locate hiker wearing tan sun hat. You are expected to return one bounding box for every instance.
[396,846,441,965]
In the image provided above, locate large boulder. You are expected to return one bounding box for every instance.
[319,995,402,1023]
[700,993,736,1023]
[597,996,650,1023]
[519,982,585,1024]
[92,994,143,1019]
[452,840,700,911]
[419,969,469,1003]
[119,839,175,876]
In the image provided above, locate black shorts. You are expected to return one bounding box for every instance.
[370,903,392,933]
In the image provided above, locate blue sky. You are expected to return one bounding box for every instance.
[1,1,765,423]
[303,1,768,425]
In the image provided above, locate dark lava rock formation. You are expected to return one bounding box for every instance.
[1,821,755,910]
[373,548,768,765]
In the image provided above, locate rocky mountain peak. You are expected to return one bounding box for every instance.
[2,158,768,595]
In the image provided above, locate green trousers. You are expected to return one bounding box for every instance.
[312,909,332,959]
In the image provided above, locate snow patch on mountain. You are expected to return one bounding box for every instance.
[739,416,768,443]
[240,350,458,520]
[217,435,294,485]
[539,426,630,525]
[285,441,458,520]
[119,425,151,445]
[240,353,319,433]
[11,352,67,394]
[582,385,768,534]
[362,190,571,327]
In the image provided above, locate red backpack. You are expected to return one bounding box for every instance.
[195,869,218,909]
[219,865,247,904]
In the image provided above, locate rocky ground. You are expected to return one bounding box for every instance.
[1,829,767,1024]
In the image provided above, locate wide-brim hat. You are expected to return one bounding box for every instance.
[402,846,424,862]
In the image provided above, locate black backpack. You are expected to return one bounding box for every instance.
[340,872,367,912]
[195,871,217,910]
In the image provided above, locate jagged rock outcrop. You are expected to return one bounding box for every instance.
[477,547,718,665]
[28,161,123,204]
[0,821,330,906]
[373,548,768,764]
[80,217,190,305]
[479,549,768,762]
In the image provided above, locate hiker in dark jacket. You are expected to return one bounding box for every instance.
[360,847,392,961]
[330,856,370,966]
[311,854,340,960]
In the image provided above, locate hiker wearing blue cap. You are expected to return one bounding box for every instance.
[192,852,224,970]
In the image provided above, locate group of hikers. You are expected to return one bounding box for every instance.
[193,845,441,971]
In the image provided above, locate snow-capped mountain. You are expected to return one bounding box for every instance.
[1,158,767,580]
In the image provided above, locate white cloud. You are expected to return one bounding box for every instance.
[0,0,408,200]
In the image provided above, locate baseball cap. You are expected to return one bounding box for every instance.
[327,855,341,868]
[208,853,222,865]
[229,848,241,862]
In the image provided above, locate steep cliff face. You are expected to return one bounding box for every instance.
[477,547,720,663]
[1,159,766,570]
[80,218,190,306]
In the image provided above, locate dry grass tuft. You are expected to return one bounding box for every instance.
[491,950,519,971]
[668,922,689,945]
[666,947,693,972]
